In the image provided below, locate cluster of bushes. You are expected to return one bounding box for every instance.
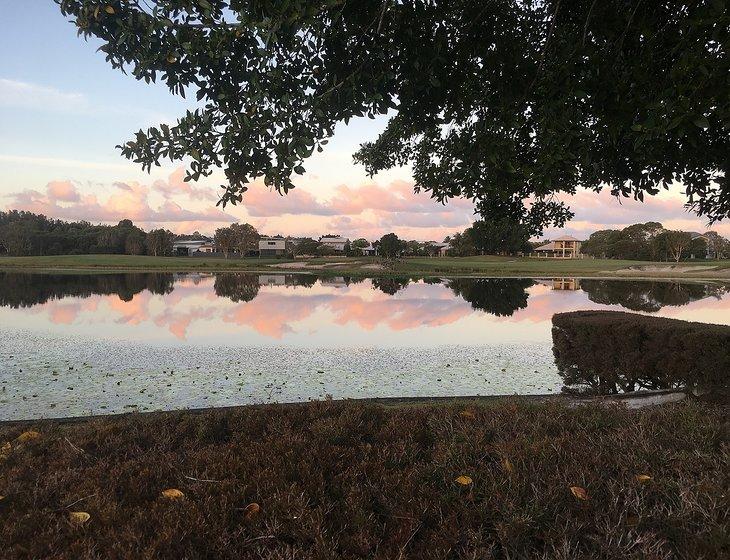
[552,311,730,394]
[0,211,175,257]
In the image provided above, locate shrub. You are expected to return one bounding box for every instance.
[552,310,730,394]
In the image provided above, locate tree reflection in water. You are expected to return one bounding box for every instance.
[0,271,174,308]
[447,278,533,316]
[579,279,728,312]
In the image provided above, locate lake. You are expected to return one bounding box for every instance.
[1,271,728,420]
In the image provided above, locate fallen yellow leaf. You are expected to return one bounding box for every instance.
[243,502,260,520]
[0,442,10,457]
[635,474,652,483]
[0,495,5,501]
[501,457,514,474]
[570,486,588,501]
[459,410,476,420]
[160,488,185,500]
[455,475,473,486]
[104,6,115,14]
[69,511,91,525]
[16,431,40,443]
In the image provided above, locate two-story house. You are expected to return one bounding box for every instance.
[533,235,582,259]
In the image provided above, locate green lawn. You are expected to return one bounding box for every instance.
[0,253,728,279]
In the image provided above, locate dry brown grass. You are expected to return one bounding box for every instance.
[0,400,727,559]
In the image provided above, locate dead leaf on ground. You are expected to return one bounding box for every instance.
[16,431,40,443]
[501,457,514,474]
[459,410,476,420]
[635,474,652,483]
[160,488,185,500]
[243,502,261,520]
[455,475,473,486]
[570,486,588,501]
[69,511,91,525]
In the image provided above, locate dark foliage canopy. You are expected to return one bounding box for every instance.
[57,0,729,235]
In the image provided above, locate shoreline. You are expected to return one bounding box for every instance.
[0,389,692,426]
[1,265,729,282]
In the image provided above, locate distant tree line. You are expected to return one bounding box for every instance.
[580,222,729,261]
[0,211,175,257]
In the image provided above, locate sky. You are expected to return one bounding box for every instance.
[1,2,727,242]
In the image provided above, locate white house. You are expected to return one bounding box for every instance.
[172,239,213,256]
[258,237,292,256]
[318,236,349,252]
[361,244,378,256]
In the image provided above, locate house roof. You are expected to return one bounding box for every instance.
[535,242,557,251]
[319,236,349,243]
[553,235,581,241]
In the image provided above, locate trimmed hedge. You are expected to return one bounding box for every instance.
[552,311,730,394]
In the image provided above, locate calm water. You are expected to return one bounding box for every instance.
[1,272,728,420]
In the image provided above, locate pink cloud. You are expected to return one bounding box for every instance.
[7,178,236,228]
[543,188,730,239]
[46,180,80,202]
[243,186,336,217]
[152,168,218,201]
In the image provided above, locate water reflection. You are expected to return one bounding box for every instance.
[2,272,729,419]
[0,271,174,308]
[0,273,727,342]
[447,278,533,315]
[579,279,727,312]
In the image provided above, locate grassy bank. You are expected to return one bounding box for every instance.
[1,253,729,279]
[1,399,727,559]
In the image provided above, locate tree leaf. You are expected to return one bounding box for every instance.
[692,116,710,129]
[243,502,261,520]
[160,488,185,500]
[69,511,91,525]
[635,474,652,482]
[455,475,473,486]
[16,430,40,443]
[570,486,588,500]
[104,6,115,14]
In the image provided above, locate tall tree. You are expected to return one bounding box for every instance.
[214,225,238,258]
[470,219,531,255]
[293,237,320,256]
[656,230,693,263]
[230,222,260,256]
[378,233,404,259]
[145,229,174,256]
[57,1,729,235]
